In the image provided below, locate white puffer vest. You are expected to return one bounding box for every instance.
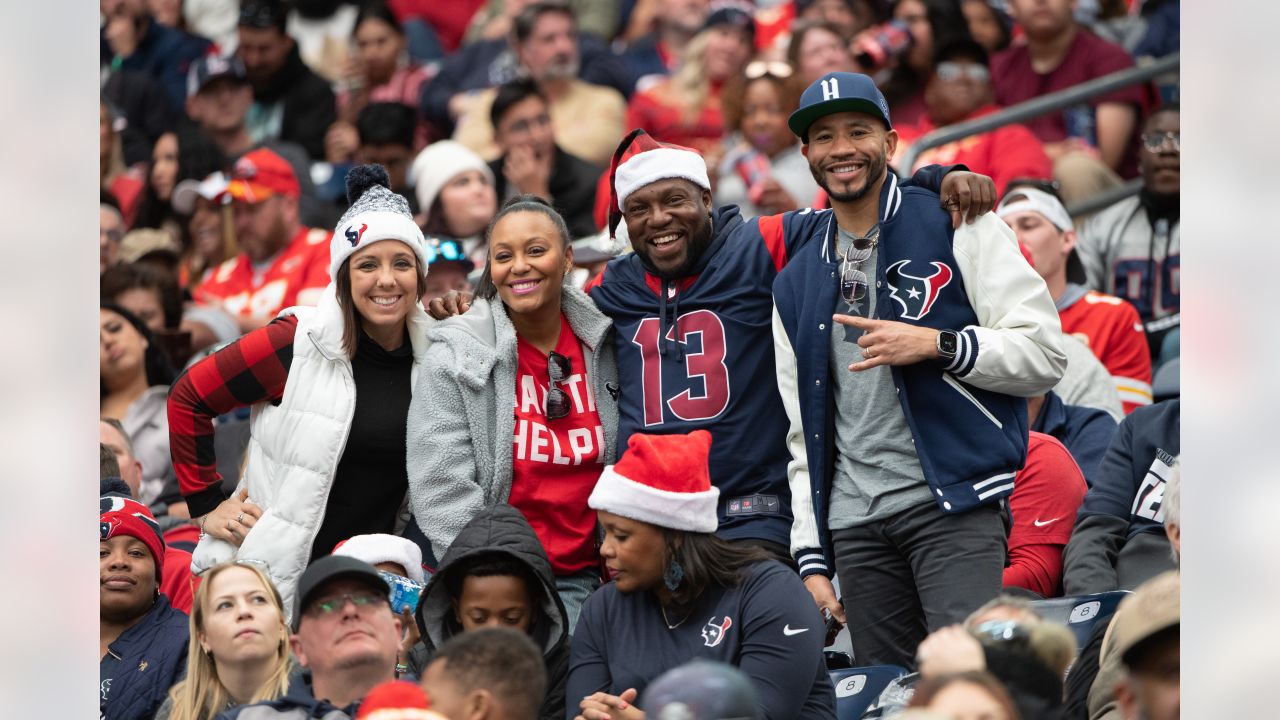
[190,284,433,616]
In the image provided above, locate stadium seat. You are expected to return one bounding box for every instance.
[1030,590,1131,649]
[1152,357,1180,401]
[829,665,910,720]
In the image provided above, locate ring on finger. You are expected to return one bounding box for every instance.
[237,513,245,524]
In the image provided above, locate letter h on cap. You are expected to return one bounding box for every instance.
[821,78,840,101]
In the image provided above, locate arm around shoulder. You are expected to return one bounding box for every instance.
[952,214,1066,396]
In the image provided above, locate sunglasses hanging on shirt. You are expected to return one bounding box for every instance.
[545,351,572,420]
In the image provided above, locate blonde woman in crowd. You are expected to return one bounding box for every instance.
[158,563,293,720]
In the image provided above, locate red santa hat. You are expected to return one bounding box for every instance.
[588,430,720,533]
[607,129,711,240]
[332,533,426,584]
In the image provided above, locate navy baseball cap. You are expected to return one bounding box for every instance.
[789,72,893,141]
[187,54,248,98]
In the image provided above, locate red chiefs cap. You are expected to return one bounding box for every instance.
[225,148,300,203]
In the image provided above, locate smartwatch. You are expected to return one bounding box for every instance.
[936,330,959,362]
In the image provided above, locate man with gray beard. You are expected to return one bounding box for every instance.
[452,2,627,168]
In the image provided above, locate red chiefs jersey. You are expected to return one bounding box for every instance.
[1059,288,1153,413]
[194,226,331,318]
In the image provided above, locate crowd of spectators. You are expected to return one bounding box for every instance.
[99,0,1180,719]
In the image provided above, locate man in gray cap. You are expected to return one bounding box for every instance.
[221,555,403,719]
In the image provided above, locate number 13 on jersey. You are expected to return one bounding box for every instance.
[630,309,732,427]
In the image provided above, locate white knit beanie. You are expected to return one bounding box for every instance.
[409,140,495,223]
[331,165,430,279]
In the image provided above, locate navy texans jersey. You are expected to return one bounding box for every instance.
[590,205,803,546]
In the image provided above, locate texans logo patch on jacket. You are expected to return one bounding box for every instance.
[886,260,953,320]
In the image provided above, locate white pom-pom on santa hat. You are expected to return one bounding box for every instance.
[588,429,719,533]
[332,533,425,584]
[607,129,711,239]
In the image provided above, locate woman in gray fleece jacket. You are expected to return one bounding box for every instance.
[407,196,618,629]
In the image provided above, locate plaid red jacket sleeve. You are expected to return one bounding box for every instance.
[167,315,298,517]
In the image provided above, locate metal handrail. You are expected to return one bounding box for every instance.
[896,52,1180,182]
[1066,178,1143,218]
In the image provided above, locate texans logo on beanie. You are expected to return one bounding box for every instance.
[588,430,720,533]
[607,129,711,241]
[100,496,167,583]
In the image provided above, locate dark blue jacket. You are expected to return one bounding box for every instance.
[217,670,360,720]
[620,35,670,88]
[1062,400,1179,594]
[100,19,212,112]
[772,174,1066,578]
[100,594,190,720]
[1032,390,1118,488]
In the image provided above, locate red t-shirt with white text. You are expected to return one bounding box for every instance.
[510,313,606,576]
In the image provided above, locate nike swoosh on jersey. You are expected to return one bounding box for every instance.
[1033,517,1060,527]
[783,625,809,636]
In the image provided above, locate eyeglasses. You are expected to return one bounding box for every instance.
[305,591,388,618]
[839,234,878,305]
[546,351,572,420]
[934,62,990,83]
[1141,131,1180,152]
[745,60,793,80]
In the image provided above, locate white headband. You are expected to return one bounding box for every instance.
[996,187,1073,232]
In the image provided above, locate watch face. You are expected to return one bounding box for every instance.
[939,332,958,355]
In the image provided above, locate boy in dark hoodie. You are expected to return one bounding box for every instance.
[412,506,572,720]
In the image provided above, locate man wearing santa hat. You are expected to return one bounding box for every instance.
[581,127,995,566]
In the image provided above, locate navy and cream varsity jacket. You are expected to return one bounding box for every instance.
[772,174,1066,578]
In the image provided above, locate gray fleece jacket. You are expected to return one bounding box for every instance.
[405,284,618,564]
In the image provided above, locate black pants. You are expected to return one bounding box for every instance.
[831,501,1007,669]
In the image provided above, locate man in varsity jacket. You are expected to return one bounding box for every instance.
[771,72,1067,667]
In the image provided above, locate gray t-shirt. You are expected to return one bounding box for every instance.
[827,226,934,530]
